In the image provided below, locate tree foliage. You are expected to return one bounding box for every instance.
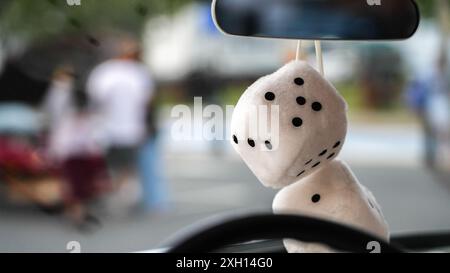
[415,0,436,17]
[0,0,192,44]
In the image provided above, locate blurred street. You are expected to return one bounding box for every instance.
[0,0,449,254]
[1,121,450,253]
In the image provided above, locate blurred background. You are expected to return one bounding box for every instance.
[0,0,449,252]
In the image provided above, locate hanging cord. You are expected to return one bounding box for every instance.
[314,40,324,76]
[295,40,324,76]
[295,40,303,61]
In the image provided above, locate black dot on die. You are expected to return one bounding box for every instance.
[312,102,322,112]
[265,140,272,150]
[296,96,306,105]
[297,170,305,177]
[319,149,327,156]
[233,135,238,144]
[294,77,305,86]
[248,138,255,147]
[265,92,275,101]
[312,194,321,203]
[333,141,341,148]
[327,153,336,160]
[292,117,303,127]
[305,159,313,165]
[312,162,321,168]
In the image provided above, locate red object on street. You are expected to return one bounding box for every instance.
[0,137,51,176]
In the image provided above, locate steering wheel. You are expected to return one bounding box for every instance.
[168,214,403,253]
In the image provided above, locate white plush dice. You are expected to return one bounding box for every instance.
[273,159,390,253]
[230,61,348,189]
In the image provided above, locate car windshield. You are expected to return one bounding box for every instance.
[0,0,449,253]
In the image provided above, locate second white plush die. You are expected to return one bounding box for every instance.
[273,159,390,253]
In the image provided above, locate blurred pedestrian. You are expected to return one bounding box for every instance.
[86,37,154,212]
[137,99,168,213]
[41,65,76,140]
[43,66,109,230]
[426,50,450,169]
[406,49,450,169]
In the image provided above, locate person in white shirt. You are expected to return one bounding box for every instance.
[42,65,76,144]
[86,38,154,194]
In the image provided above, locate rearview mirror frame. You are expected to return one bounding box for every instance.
[211,0,420,41]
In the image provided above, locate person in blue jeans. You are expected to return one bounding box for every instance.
[138,135,169,212]
[138,99,169,213]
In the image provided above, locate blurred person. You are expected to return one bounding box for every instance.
[41,65,76,138]
[52,91,109,231]
[405,78,435,168]
[137,99,169,213]
[406,49,450,169]
[426,50,450,169]
[43,67,109,230]
[86,37,154,212]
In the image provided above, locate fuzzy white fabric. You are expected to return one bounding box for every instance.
[230,61,389,253]
[230,61,348,189]
[273,159,390,253]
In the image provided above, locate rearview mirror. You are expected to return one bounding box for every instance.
[212,0,420,40]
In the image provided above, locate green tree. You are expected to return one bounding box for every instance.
[0,0,192,45]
